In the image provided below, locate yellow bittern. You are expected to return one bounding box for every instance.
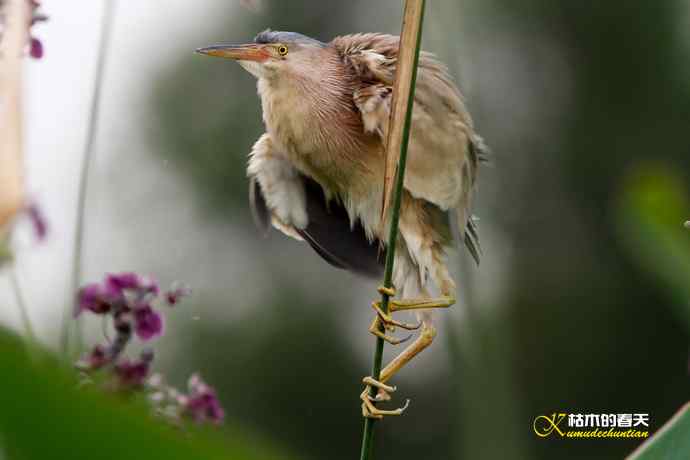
[197,30,486,419]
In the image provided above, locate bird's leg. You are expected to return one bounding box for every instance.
[361,321,437,419]
[388,285,456,312]
[361,268,452,419]
[367,285,454,344]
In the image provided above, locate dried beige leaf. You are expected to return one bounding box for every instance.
[0,0,29,232]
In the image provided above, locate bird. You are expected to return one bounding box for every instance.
[196,29,486,419]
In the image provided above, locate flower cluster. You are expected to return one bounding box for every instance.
[685,220,690,230]
[148,373,225,425]
[0,0,47,59]
[76,273,224,425]
[76,272,165,343]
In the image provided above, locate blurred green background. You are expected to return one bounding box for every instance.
[2,0,690,459]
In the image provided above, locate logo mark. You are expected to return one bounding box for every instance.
[533,413,567,437]
[533,411,650,439]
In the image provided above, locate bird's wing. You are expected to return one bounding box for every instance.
[296,176,385,278]
[250,174,384,278]
[334,33,486,263]
[248,176,270,236]
[248,133,384,278]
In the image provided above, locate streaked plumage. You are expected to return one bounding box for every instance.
[197,29,486,417]
[242,30,484,300]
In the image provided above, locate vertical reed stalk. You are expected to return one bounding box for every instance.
[61,0,117,357]
[359,1,426,459]
[10,267,35,341]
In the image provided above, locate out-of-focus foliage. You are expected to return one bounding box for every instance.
[0,329,294,460]
[142,0,690,459]
[616,169,690,457]
[618,167,690,329]
[628,403,690,460]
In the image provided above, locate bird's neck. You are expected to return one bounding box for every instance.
[257,49,361,153]
[256,49,375,195]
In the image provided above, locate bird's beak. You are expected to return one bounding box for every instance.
[195,43,270,62]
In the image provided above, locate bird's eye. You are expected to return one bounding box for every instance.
[277,45,288,56]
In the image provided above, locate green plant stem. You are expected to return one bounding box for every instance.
[10,265,36,342]
[61,0,117,358]
[359,1,426,458]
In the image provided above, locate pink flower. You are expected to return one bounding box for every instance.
[114,359,150,388]
[104,272,160,299]
[165,283,191,306]
[183,374,225,424]
[133,305,164,341]
[75,274,223,426]
[105,272,141,296]
[79,344,110,370]
[29,37,43,59]
[76,283,111,316]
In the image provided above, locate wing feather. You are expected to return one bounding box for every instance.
[297,176,385,278]
[249,177,270,237]
[250,171,385,278]
[334,33,484,263]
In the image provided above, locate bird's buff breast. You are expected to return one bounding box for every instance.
[259,78,380,196]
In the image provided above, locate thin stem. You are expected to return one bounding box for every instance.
[61,0,117,357]
[10,265,36,342]
[359,1,426,459]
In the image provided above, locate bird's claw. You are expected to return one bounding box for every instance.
[360,377,410,419]
[363,376,396,393]
[377,285,396,297]
[368,314,416,345]
[372,301,422,331]
[368,286,421,345]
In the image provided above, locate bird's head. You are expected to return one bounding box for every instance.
[196,29,327,81]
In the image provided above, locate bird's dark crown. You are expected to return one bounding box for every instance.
[254,29,326,47]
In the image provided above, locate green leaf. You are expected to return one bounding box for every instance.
[0,329,293,460]
[617,165,690,330]
[628,403,690,459]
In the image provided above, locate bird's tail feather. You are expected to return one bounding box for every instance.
[472,134,491,164]
[464,216,482,266]
[449,207,482,266]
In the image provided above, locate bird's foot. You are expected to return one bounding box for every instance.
[360,376,410,419]
[377,285,396,297]
[368,286,421,345]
